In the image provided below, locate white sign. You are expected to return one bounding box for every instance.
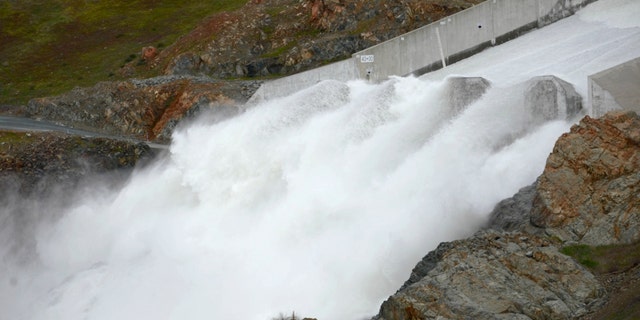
[360,55,375,63]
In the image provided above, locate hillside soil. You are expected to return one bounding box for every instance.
[1,0,484,106]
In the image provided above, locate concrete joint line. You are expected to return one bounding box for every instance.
[435,27,447,68]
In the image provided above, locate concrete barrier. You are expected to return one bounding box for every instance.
[251,0,598,102]
[446,77,491,115]
[524,75,583,124]
[589,57,640,117]
[248,59,357,104]
[354,0,597,81]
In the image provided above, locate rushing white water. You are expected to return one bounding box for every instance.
[2,1,640,319]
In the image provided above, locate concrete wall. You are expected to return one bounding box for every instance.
[589,57,640,117]
[252,0,598,101]
[354,0,598,81]
[248,59,357,104]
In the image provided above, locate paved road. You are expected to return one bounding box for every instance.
[0,116,169,150]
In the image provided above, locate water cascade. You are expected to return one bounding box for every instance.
[2,0,640,319]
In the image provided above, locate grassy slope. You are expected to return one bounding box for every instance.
[562,242,640,320]
[0,0,247,106]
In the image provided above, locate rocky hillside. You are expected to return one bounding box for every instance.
[1,0,483,142]
[153,0,484,79]
[19,77,260,143]
[375,111,640,320]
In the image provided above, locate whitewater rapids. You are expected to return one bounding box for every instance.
[1,0,640,319]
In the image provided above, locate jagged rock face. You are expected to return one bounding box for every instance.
[530,110,640,245]
[24,77,259,142]
[377,231,604,320]
[524,75,583,124]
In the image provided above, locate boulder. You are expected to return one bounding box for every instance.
[141,46,158,61]
[530,110,640,245]
[487,183,537,232]
[376,231,604,320]
[524,75,583,124]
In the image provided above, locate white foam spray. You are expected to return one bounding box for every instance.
[2,0,640,319]
[1,76,571,320]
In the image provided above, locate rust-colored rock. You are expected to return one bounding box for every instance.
[310,0,324,22]
[530,110,640,245]
[141,46,158,61]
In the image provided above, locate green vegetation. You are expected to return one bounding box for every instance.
[0,0,248,105]
[353,18,378,35]
[559,244,599,269]
[0,131,32,147]
[561,242,640,274]
[561,242,640,320]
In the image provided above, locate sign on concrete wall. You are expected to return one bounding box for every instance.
[360,55,375,63]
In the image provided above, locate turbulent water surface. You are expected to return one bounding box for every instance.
[2,1,640,319]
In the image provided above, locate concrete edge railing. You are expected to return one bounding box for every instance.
[249,0,598,103]
[589,56,640,118]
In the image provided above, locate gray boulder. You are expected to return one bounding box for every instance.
[375,231,604,320]
[486,183,537,232]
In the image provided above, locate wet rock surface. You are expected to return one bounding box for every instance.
[487,183,537,232]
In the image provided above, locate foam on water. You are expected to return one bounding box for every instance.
[2,0,640,319]
[0,76,571,320]
[578,0,640,29]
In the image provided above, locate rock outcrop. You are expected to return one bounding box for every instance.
[487,183,537,232]
[24,77,260,143]
[530,110,640,245]
[376,111,640,320]
[377,231,603,320]
[0,131,153,195]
